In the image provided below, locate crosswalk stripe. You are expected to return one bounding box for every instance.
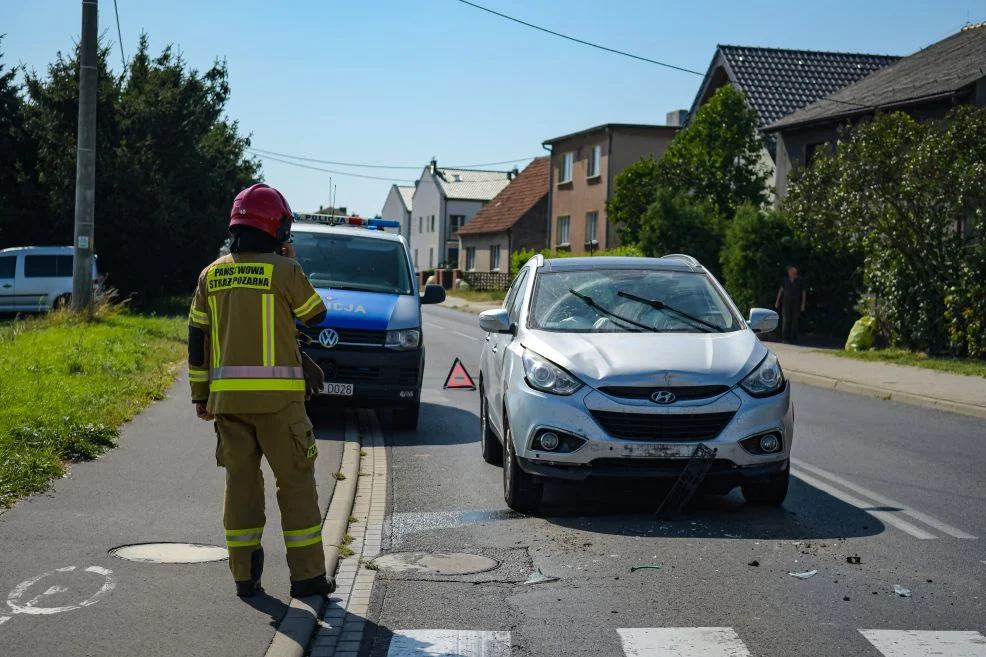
[792,468,938,539]
[792,459,976,539]
[386,629,511,656]
[860,630,986,656]
[618,628,752,657]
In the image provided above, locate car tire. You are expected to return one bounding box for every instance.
[53,294,71,310]
[480,386,503,466]
[392,403,420,431]
[502,421,542,514]
[741,468,789,506]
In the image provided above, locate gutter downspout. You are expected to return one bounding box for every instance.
[604,127,614,250]
[542,142,553,250]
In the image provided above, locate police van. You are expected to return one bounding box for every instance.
[291,213,445,430]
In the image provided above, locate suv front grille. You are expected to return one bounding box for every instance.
[590,410,735,441]
[598,385,730,401]
[302,327,387,347]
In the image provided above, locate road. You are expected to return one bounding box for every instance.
[356,305,986,657]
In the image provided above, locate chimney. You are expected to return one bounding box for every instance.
[666,109,688,127]
[429,158,437,174]
[509,167,519,181]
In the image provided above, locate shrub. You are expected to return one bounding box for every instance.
[638,189,722,277]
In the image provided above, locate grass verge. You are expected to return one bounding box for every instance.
[829,348,986,378]
[445,289,506,305]
[0,306,185,508]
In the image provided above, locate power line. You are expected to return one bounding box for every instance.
[249,147,536,171]
[451,0,703,76]
[249,151,416,182]
[112,0,126,69]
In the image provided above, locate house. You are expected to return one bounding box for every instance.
[542,124,678,254]
[766,23,986,199]
[689,45,900,190]
[408,160,514,272]
[380,185,415,241]
[455,157,550,273]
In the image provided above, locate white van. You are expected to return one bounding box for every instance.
[0,246,100,313]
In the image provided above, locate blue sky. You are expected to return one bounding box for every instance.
[2,0,980,216]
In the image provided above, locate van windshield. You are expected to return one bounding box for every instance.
[293,232,413,295]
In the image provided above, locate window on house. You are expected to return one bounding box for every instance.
[559,152,573,184]
[449,214,466,234]
[587,145,601,178]
[447,247,459,268]
[806,142,827,167]
[429,247,434,268]
[414,249,418,268]
[556,216,571,247]
[585,211,599,244]
[418,216,423,233]
[430,215,436,232]
[466,247,476,271]
[489,245,501,271]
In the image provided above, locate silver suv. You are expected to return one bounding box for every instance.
[477,254,792,514]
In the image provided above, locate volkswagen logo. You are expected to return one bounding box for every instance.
[318,328,340,349]
[650,390,676,404]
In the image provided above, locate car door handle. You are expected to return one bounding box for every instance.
[1,284,11,289]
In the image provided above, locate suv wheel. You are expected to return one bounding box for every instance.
[480,386,503,466]
[741,468,789,506]
[392,403,420,431]
[503,421,542,514]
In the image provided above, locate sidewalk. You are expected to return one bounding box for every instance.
[437,299,986,420]
[0,373,346,657]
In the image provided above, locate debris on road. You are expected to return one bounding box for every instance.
[630,565,663,573]
[847,556,862,564]
[788,569,818,580]
[524,568,560,585]
[748,560,760,567]
[894,585,912,598]
[843,596,851,602]
[656,443,716,517]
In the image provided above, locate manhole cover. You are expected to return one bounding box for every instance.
[110,543,228,563]
[372,552,499,575]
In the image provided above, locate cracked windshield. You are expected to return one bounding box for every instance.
[1,1,983,656]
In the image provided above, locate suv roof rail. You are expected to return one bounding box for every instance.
[662,253,701,267]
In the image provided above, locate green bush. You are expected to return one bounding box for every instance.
[638,189,722,277]
[721,204,799,315]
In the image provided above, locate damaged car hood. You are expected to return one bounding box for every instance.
[523,329,766,388]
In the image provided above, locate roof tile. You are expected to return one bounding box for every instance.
[456,158,549,236]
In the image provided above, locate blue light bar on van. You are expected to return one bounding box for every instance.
[293,212,401,229]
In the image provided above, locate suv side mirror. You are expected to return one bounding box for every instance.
[749,308,779,334]
[479,308,514,334]
[421,284,446,305]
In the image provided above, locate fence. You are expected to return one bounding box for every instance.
[461,271,512,291]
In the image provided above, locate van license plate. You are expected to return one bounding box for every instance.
[322,383,354,396]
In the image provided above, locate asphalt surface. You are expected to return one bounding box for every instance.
[359,305,986,657]
[0,374,346,657]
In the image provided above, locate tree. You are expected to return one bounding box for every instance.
[638,188,722,277]
[721,204,799,315]
[606,156,662,244]
[785,108,986,354]
[658,84,770,218]
[0,41,42,244]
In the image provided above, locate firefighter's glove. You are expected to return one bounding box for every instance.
[301,352,324,401]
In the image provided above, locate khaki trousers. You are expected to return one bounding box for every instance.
[215,402,325,582]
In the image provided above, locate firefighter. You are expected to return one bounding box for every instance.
[188,183,334,598]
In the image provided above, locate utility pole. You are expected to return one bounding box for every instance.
[71,0,98,312]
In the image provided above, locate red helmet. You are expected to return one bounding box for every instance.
[229,183,293,241]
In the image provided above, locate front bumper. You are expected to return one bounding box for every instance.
[301,345,424,406]
[506,376,793,484]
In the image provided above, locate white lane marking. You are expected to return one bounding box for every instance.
[453,331,480,342]
[6,565,116,615]
[423,322,446,331]
[618,628,752,657]
[860,630,986,656]
[0,616,10,627]
[792,459,976,539]
[386,629,511,656]
[792,469,938,539]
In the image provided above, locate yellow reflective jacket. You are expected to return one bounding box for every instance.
[188,252,326,414]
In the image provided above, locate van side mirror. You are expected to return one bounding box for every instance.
[749,308,779,334]
[421,284,446,305]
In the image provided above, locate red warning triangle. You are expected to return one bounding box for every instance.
[444,357,477,390]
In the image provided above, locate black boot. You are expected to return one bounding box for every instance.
[235,548,265,598]
[290,574,336,598]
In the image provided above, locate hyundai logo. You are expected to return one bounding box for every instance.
[650,390,676,404]
[318,328,340,349]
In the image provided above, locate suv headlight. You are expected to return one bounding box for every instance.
[740,352,785,398]
[385,329,421,350]
[522,350,583,396]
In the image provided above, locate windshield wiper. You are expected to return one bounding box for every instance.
[567,288,659,333]
[617,291,725,333]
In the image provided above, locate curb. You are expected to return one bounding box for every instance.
[785,370,986,420]
[264,413,364,657]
